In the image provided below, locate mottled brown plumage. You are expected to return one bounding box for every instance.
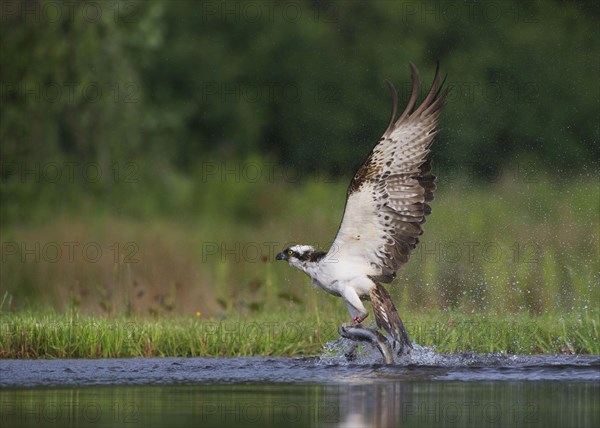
[334,63,449,280]
[369,282,411,354]
[277,64,449,360]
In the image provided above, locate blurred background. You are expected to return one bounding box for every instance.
[1,0,598,319]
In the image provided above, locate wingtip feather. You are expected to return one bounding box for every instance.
[384,79,398,134]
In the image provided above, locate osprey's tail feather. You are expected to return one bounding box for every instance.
[370,283,412,355]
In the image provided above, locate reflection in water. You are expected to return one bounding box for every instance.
[1,354,599,427]
[1,381,599,428]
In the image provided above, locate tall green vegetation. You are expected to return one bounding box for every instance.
[1,1,598,331]
[0,173,597,319]
[1,309,598,358]
[1,1,598,187]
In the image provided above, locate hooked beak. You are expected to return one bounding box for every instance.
[276,252,287,261]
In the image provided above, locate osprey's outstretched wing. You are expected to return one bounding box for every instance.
[330,64,449,281]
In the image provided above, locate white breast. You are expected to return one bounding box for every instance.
[305,257,377,297]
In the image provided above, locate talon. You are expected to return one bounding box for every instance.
[341,322,353,331]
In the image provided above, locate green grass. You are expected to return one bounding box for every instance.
[1,165,598,358]
[1,171,598,318]
[1,309,597,358]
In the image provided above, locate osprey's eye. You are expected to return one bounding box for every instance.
[287,249,294,256]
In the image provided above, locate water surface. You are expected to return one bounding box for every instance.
[1,348,598,427]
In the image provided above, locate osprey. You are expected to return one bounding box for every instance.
[276,64,449,358]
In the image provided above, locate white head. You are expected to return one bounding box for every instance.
[276,244,326,269]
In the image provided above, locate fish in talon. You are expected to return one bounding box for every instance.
[339,325,395,364]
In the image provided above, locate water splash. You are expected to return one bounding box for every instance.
[318,335,600,369]
[319,336,446,366]
[319,336,382,365]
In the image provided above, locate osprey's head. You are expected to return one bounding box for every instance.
[276,244,325,268]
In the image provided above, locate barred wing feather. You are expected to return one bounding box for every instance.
[330,64,449,281]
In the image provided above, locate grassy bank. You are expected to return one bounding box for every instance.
[1,166,598,358]
[1,309,598,359]
[1,172,598,318]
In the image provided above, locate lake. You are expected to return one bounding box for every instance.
[1,347,598,427]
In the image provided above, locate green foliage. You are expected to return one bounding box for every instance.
[1,1,598,358]
[1,309,597,358]
[0,1,155,165]
[1,0,598,182]
[0,171,597,319]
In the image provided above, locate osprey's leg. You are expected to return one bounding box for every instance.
[341,290,369,328]
[337,288,397,363]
